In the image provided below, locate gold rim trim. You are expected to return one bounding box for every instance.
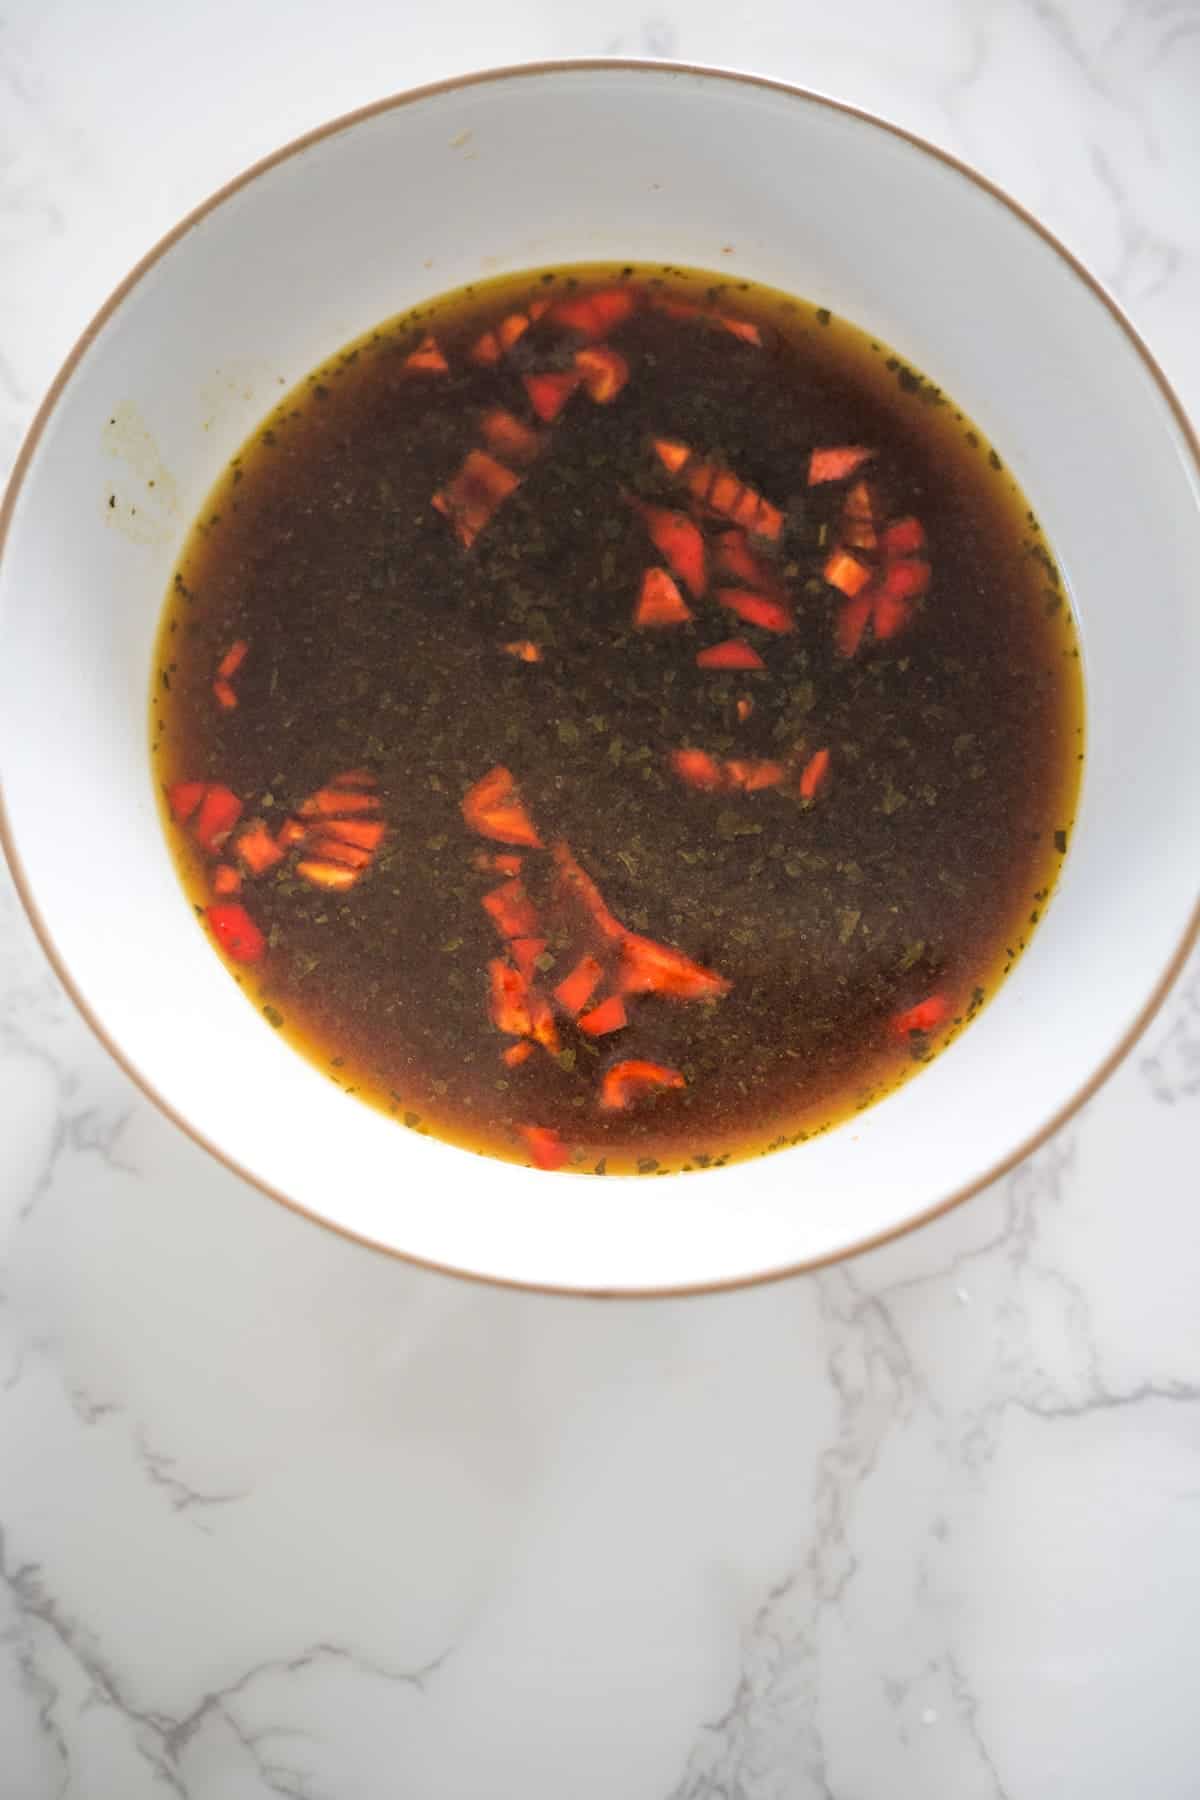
[1,59,1197,1300]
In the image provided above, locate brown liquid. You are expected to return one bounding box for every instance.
[151,265,1083,1175]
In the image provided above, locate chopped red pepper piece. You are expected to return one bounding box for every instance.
[488,958,534,1037]
[433,450,522,549]
[881,515,927,556]
[317,817,385,850]
[168,780,206,824]
[634,567,692,628]
[685,462,783,540]
[522,370,583,422]
[892,994,950,1037]
[503,639,542,661]
[554,953,603,1017]
[212,863,242,896]
[836,595,874,658]
[652,437,692,474]
[193,785,243,852]
[497,312,532,351]
[670,747,725,791]
[308,836,375,871]
[404,333,448,373]
[233,819,285,876]
[798,747,831,801]
[216,640,248,681]
[726,758,786,792]
[296,859,359,891]
[462,766,543,849]
[206,902,265,963]
[872,593,914,641]
[736,696,755,722]
[549,287,636,340]
[696,640,765,670]
[619,934,730,1001]
[636,504,707,598]
[519,1123,569,1171]
[808,445,875,485]
[297,786,381,818]
[714,529,780,593]
[551,842,625,944]
[600,1060,686,1111]
[504,1041,533,1068]
[718,588,793,633]
[578,995,627,1036]
[469,329,502,366]
[212,679,237,711]
[823,548,873,597]
[483,878,541,941]
[718,315,763,346]
[481,410,542,466]
[511,936,547,983]
[575,346,630,403]
[878,558,930,603]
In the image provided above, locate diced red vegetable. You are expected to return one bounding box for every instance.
[736,696,755,722]
[841,480,877,523]
[670,748,725,791]
[578,995,627,1036]
[318,817,385,850]
[551,843,625,944]
[696,640,765,670]
[405,334,448,373]
[718,315,763,346]
[519,1123,569,1171]
[878,558,930,603]
[527,995,560,1053]
[725,758,786,792]
[296,859,358,891]
[636,504,707,598]
[554,952,603,1017]
[652,437,692,474]
[212,863,242,896]
[216,640,248,681]
[823,548,873,597]
[483,878,541,941]
[234,818,285,876]
[836,595,873,658]
[522,370,583,422]
[651,298,701,322]
[503,639,542,661]
[213,679,237,711]
[634,568,692,628]
[193,785,243,852]
[575,346,630,404]
[872,593,914,641]
[206,902,265,963]
[719,588,793,633]
[714,529,780,592]
[433,450,522,549]
[881,515,926,556]
[497,312,532,351]
[892,994,950,1036]
[808,445,875,485]
[549,287,636,340]
[600,1060,686,1111]
[504,1041,533,1068]
[489,958,533,1037]
[462,766,543,848]
[308,836,374,870]
[511,936,547,983]
[469,329,502,366]
[298,786,380,818]
[684,461,783,541]
[481,410,542,466]
[168,780,206,823]
[619,933,730,1001]
[798,747,831,801]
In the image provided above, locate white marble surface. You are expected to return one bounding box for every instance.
[2,2,1199,1794]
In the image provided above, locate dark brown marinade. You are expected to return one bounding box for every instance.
[151,264,1084,1175]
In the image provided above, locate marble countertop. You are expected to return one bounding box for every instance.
[2,3,1198,1795]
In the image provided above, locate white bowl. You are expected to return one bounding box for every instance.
[2,62,1198,1295]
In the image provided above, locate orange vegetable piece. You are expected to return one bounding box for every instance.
[636,504,706,598]
[433,449,522,549]
[320,817,385,851]
[836,595,874,658]
[719,589,793,633]
[503,639,542,661]
[511,936,547,983]
[892,994,950,1036]
[206,902,265,964]
[879,559,931,602]
[689,464,744,518]
[212,864,242,896]
[634,567,692,628]
[549,286,636,340]
[296,859,359,891]
[213,679,237,711]
[489,958,532,1037]
[276,818,308,848]
[298,787,380,818]
[504,1041,533,1068]
[405,333,448,373]
[696,640,765,670]
[551,842,626,944]
[463,766,543,848]
[882,515,927,557]
[234,818,285,876]
[808,445,875,485]
[519,1123,569,1171]
[732,490,784,541]
[168,780,206,823]
[651,297,701,322]
[527,992,561,1053]
[619,934,730,1001]
[554,952,603,1017]
[714,529,780,592]
[216,640,248,681]
[872,594,914,641]
[522,370,583,422]
[736,696,755,722]
[497,312,532,351]
[798,747,831,801]
[600,1060,686,1111]
[193,785,242,852]
[483,878,541,941]
[575,346,630,404]
[652,437,692,474]
[469,329,502,366]
[670,748,725,791]
[578,995,627,1036]
[718,315,763,346]
[308,836,374,870]
[726,758,786,793]
[823,548,873,597]
[481,409,542,466]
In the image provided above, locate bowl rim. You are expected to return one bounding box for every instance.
[1,56,1197,1299]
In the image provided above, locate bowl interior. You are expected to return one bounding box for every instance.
[2,64,1198,1292]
